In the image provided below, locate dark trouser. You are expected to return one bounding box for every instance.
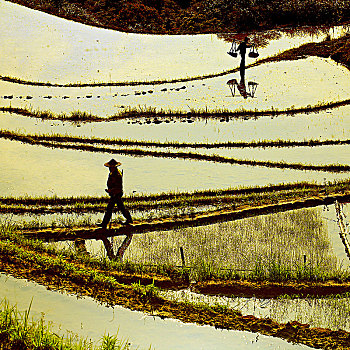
[101,194,132,227]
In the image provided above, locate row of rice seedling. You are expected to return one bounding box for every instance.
[162,290,350,331]
[2,129,350,173]
[1,225,350,349]
[2,181,347,206]
[0,299,130,350]
[120,207,350,282]
[3,129,350,149]
[1,180,349,222]
[2,97,350,122]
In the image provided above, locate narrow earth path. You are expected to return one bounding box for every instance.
[20,191,350,241]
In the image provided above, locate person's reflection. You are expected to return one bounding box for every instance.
[236,37,250,80]
[227,68,258,99]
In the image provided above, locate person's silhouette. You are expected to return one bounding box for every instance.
[236,37,250,80]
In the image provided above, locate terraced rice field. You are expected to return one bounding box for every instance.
[1,0,350,348]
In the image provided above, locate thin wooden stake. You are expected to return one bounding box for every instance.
[180,247,185,267]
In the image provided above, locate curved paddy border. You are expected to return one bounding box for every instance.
[2,130,350,173]
[2,98,350,123]
[2,180,350,217]
[3,129,350,149]
[16,189,350,240]
[1,33,349,88]
[0,57,270,88]
[0,233,350,349]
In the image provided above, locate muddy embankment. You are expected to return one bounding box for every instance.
[1,236,350,350]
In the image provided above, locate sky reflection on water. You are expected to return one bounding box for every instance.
[1,139,349,197]
[0,273,312,349]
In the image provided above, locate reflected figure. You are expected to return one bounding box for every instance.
[101,234,133,261]
[227,75,258,99]
[236,37,251,80]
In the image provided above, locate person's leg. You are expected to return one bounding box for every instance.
[100,196,117,228]
[115,195,133,223]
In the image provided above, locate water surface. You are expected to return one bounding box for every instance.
[0,273,311,349]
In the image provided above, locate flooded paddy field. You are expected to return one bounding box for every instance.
[1,57,350,116]
[0,274,312,350]
[1,0,349,85]
[1,138,350,197]
[2,105,350,143]
[46,204,350,274]
[2,0,350,348]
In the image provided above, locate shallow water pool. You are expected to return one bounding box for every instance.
[0,273,312,349]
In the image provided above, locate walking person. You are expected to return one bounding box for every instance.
[236,37,250,80]
[98,159,133,229]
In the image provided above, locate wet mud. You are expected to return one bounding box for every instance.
[19,190,350,241]
[0,245,350,350]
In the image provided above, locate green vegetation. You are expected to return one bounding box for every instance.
[8,0,350,34]
[2,211,350,347]
[1,180,350,218]
[1,224,350,349]
[2,129,350,173]
[0,299,131,350]
[124,207,349,282]
[3,129,350,150]
[2,97,350,122]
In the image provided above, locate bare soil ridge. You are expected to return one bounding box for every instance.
[20,191,350,241]
[0,239,350,349]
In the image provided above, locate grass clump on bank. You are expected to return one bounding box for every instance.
[1,226,350,349]
[2,129,350,173]
[0,299,130,350]
[121,207,350,283]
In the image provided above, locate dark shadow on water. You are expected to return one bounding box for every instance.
[227,37,259,99]
[227,77,258,99]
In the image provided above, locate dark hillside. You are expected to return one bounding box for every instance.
[7,0,350,34]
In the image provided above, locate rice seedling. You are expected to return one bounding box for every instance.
[162,289,350,332]
[3,129,350,150]
[2,128,350,173]
[269,293,350,331]
[3,96,350,122]
[121,207,350,282]
[0,298,131,349]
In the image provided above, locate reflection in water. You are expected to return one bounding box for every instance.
[227,38,259,99]
[227,78,258,99]
[227,78,259,98]
[101,234,133,260]
[335,201,350,262]
[218,23,350,48]
[0,273,311,350]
